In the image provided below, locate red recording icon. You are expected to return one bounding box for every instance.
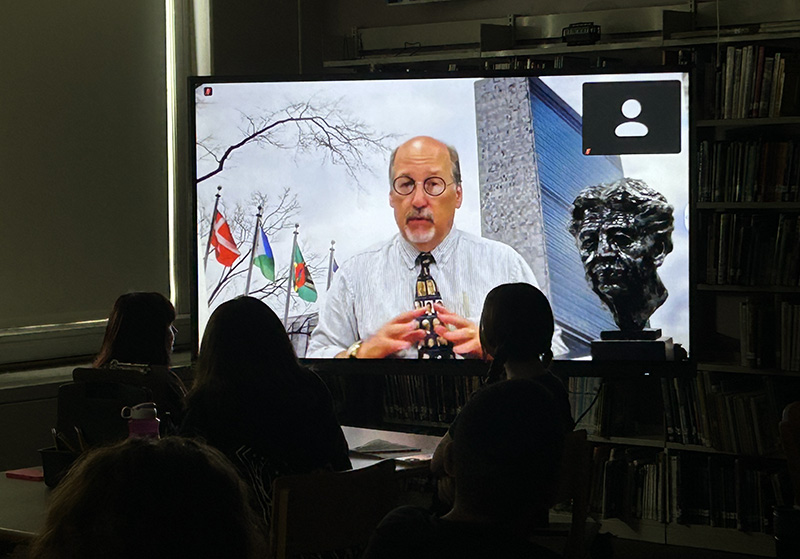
[203,87,213,96]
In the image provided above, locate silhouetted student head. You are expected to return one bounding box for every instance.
[193,296,301,394]
[479,282,555,381]
[445,379,565,522]
[29,436,266,559]
[94,292,176,368]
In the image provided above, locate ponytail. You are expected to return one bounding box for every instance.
[484,346,507,384]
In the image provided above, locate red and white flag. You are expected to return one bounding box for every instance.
[210,209,240,267]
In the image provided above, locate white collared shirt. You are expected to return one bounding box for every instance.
[307,228,567,358]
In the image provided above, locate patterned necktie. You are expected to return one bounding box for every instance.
[414,252,454,359]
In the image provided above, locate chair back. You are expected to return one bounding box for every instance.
[780,401,800,505]
[269,459,398,559]
[56,381,152,450]
[73,365,187,430]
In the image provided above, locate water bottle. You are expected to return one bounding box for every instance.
[121,402,160,439]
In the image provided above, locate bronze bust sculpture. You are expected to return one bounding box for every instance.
[569,178,674,332]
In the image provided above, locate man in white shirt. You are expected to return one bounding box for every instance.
[307,136,566,359]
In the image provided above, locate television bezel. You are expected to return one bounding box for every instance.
[187,65,697,378]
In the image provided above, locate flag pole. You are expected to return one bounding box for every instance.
[244,206,262,296]
[203,186,222,272]
[283,223,299,327]
[327,240,336,290]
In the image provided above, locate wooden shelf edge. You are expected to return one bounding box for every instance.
[696,116,800,127]
[667,523,776,557]
[324,29,800,70]
[695,203,800,210]
[588,435,665,447]
[323,48,482,68]
[696,284,800,293]
[695,363,800,376]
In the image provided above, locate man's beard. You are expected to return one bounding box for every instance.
[404,209,436,245]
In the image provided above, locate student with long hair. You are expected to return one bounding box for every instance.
[479,282,572,423]
[431,283,573,513]
[364,380,565,559]
[181,296,351,532]
[29,437,267,559]
[93,292,187,429]
[94,292,177,368]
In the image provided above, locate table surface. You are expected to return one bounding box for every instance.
[343,425,442,470]
[0,426,442,542]
[0,470,49,542]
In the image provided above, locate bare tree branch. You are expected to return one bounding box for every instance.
[196,99,395,187]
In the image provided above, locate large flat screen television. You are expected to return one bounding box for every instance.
[191,69,690,367]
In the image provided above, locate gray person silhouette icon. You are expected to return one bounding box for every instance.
[614,99,649,137]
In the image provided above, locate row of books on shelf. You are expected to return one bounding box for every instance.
[594,447,667,523]
[381,372,616,432]
[381,374,482,425]
[697,139,800,203]
[739,298,800,371]
[669,452,789,531]
[701,44,799,120]
[661,372,788,455]
[700,211,800,287]
[591,446,791,532]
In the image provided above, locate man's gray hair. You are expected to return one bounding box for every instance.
[388,140,461,186]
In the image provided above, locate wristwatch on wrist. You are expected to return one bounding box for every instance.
[346,340,362,359]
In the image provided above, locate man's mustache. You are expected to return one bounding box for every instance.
[405,209,434,223]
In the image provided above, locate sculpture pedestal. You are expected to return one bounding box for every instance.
[599,328,662,341]
[591,331,674,361]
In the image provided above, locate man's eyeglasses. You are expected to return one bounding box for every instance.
[392,176,454,197]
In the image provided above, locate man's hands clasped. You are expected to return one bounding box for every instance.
[342,303,482,359]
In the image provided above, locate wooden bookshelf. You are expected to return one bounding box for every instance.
[688,33,798,559]
[317,20,800,556]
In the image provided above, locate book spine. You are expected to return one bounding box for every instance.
[670,453,680,523]
[723,46,736,119]
[792,303,799,371]
[673,377,690,445]
[661,377,677,442]
[769,52,782,118]
[775,57,787,117]
[739,45,754,119]
[750,45,766,117]
[706,212,719,283]
[759,56,775,117]
[682,378,700,445]
[731,48,743,119]
[698,139,710,202]
[693,374,711,447]
[717,213,731,285]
